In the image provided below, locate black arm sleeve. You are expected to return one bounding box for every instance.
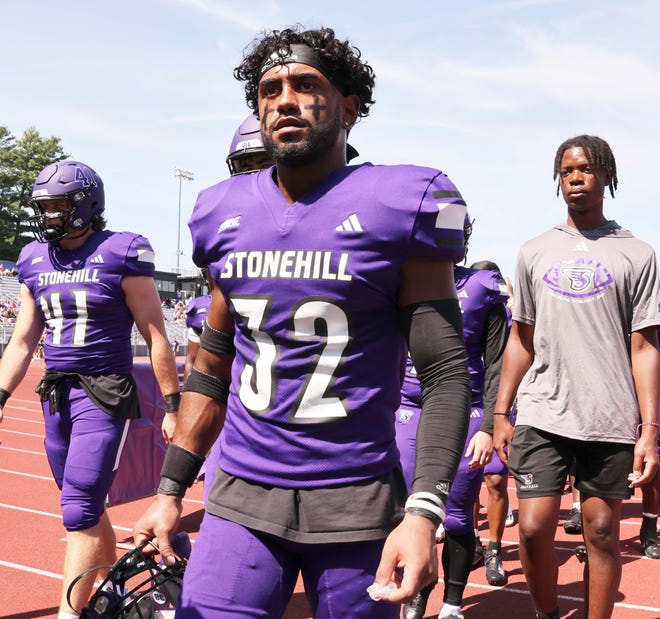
[400,299,471,499]
[478,304,510,435]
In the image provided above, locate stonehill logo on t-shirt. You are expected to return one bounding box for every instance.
[543,257,614,302]
[520,473,539,491]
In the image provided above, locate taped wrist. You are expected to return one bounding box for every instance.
[405,491,447,527]
[401,299,470,496]
[158,444,205,497]
[200,323,235,356]
[163,392,181,413]
[183,366,230,403]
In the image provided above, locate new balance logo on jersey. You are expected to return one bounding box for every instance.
[90,254,104,264]
[219,216,241,233]
[336,214,363,233]
[573,241,589,252]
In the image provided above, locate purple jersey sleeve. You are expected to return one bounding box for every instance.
[185,295,211,333]
[17,231,155,374]
[188,163,467,488]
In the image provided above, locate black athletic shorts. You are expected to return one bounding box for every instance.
[508,425,634,500]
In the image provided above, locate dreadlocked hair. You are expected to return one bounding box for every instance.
[234,25,376,118]
[553,134,618,198]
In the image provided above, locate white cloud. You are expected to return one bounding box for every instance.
[173,0,279,31]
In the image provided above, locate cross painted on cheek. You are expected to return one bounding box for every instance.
[304,95,326,121]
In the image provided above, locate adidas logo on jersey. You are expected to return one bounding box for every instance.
[470,408,482,418]
[458,289,469,298]
[336,214,363,232]
[573,241,589,252]
[31,256,44,265]
[90,254,104,264]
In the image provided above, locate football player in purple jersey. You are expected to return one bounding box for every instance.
[494,136,660,619]
[398,222,510,619]
[134,26,471,618]
[0,160,181,619]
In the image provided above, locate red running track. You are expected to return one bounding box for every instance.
[1,361,659,618]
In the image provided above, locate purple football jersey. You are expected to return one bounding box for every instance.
[17,230,156,374]
[401,266,509,409]
[185,295,211,334]
[189,163,467,487]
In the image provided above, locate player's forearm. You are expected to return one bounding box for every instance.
[0,335,40,393]
[172,391,226,456]
[404,299,470,497]
[0,288,44,393]
[631,328,659,432]
[149,333,181,397]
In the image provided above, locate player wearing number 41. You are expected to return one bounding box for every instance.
[134,24,471,619]
[0,160,181,619]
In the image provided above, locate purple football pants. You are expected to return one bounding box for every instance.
[43,378,130,531]
[177,513,399,619]
[395,406,483,535]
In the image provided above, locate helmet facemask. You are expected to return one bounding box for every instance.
[28,190,92,243]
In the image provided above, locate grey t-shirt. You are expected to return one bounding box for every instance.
[512,221,660,443]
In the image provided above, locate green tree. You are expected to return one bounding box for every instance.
[0,126,69,260]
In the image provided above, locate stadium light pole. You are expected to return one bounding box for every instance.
[174,167,194,273]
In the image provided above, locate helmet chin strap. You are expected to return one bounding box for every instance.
[63,225,91,241]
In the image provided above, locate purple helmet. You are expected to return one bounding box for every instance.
[226,114,270,175]
[28,160,104,243]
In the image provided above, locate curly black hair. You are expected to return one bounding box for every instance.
[234,25,375,118]
[553,134,618,198]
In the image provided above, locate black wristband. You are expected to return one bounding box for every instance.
[157,476,190,497]
[0,388,10,407]
[157,476,188,497]
[160,444,205,491]
[163,392,181,413]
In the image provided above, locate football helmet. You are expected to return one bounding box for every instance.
[226,114,272,176]
[27,160,105,243]
[70,532,190,619]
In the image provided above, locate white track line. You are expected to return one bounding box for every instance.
[460,581,660,613]
[0,560,63,580]
[2,414,44,424]
[1,445,45,456]
[0,468,52,481]
[0,428,45,438]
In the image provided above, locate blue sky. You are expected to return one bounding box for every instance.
[2,0,659,278]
